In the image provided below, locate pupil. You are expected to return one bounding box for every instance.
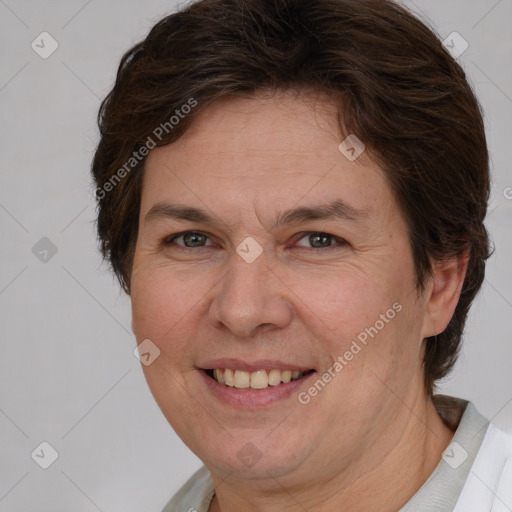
[311,233,330,248]
[184,232,204,247]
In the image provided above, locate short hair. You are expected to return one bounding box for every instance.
[91,0,492,395]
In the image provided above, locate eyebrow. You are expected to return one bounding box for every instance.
[271,200,367,229]
[144,199,368,230]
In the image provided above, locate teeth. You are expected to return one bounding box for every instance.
[224,368,234,387]
[211,368,306,389]
[214,369,224,384]
[281,370,292,383]
[268,369,282,386]
[250,370,268,389]
[234,370,250,388]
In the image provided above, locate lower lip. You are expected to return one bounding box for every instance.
[198,369,316,408]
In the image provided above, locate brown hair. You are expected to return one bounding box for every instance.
[91,0,491,395]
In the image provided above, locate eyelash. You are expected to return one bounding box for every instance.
[162,230,347,251]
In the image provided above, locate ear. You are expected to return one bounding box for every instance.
[421,252,469,338]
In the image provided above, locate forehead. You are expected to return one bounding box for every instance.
[149,90,348,167]
[141,90,396,227]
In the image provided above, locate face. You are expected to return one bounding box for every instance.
[130,90,433,487]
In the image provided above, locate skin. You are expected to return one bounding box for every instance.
[130,89,468,511]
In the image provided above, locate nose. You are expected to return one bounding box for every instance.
[208,250,293,339]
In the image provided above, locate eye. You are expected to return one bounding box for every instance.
[294,232,347,249]
[163,231,213,248]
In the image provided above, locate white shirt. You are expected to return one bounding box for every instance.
[161,395,512,512]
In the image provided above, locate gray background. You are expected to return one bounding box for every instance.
[0,0,511,510]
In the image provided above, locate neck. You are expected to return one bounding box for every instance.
[208,395,455,512]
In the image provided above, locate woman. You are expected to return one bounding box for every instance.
[91,0,511,510]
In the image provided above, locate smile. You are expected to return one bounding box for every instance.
[207,368,312,390]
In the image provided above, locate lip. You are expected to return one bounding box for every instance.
[197,367,317,408]
[198,358,314,373]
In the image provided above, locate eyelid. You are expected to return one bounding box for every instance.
[163,230,215,247]
[293,231,347,249]
[162,230,347,249]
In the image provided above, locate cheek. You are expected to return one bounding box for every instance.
[130,263,211,348]
[278,263,400,345]
[283,259,423,386]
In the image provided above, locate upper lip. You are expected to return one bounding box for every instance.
[198,358,315,373]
